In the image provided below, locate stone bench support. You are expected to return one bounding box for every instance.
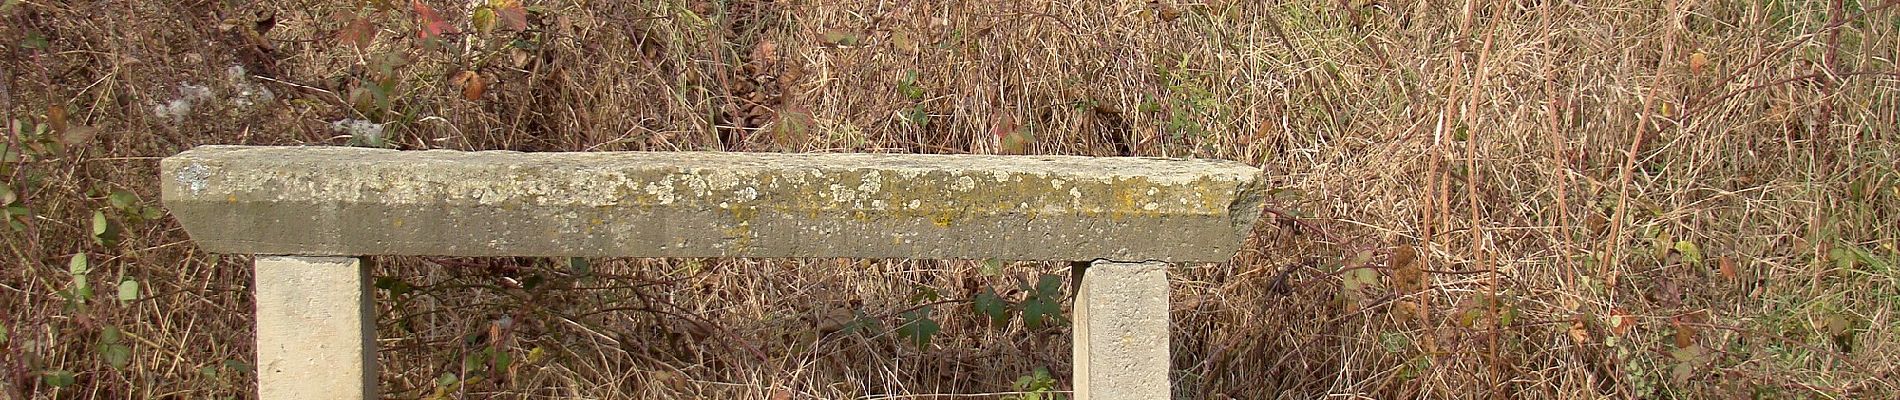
[1073,260,1172,400]
[253,256,376,400]
[161,146,1266,400]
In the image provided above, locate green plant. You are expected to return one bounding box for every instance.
[897,70,930,127]
[1002,367,1063,400]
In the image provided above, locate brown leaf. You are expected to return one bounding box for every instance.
[47,105,68,133]
[1393,300,1423,325]
[1673,321,1696,348]
[1717,255,1737,279]
[338,14,377,49]
[1585,212,1609,236]
[1389,245,1423,294]
[1153,2,1181,21]
[496,0,529,31]
[451,70,485,100]
[889,30,919,54]
[1688,51,1709,75]
[752,39,779,64]
[1567,317,1591,344]
[1610,308,1635,335]
[58,125,98,148]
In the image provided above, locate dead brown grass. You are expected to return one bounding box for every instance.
[3,0,1898,399]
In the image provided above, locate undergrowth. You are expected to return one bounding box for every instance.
[2,0,1897,398]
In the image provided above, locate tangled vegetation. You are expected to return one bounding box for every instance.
[2,0,1896,398]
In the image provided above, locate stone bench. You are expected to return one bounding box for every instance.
[160,145,1266,400]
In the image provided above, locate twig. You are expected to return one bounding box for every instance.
[1680,0,1900,122]
[857,391,1070,400]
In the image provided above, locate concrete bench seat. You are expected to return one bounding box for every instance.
[161,145,1266,399]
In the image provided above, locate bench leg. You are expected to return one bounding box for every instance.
[1072,260,1171,400]
[254,256,376,400]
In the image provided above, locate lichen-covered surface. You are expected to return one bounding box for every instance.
[162,145,1265,262]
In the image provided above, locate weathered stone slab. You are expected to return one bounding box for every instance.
[162,145,1265,262]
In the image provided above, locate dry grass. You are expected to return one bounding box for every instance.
[3,0,1898,398]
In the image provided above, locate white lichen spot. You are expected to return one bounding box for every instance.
[177,163,212,194]
[704,170,740,191]
[872,199,887,209]
[829,184,856,203]
[736,186,759,201]
[953,176,976,192]
[991,171,1009,182]
[1146,188,1158,196]
[857,171,882,194]
[1143,202,1160,211]
[1050,178,1065,188]
[907,199,921,209]
[646,178,677,205]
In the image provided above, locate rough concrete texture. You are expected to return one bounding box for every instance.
[254,256,377,400]
[162,145,1265,262]
[1072,260,1172,400]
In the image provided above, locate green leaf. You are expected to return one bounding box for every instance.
[1831,247,1856,271]
[972,289,1011,328]
[107,190,136,210]
[567,257,591,276]
[471,7,499,33]
[895,309,940,347]
[1032,274,1063,298]
[101,343,131,369]
[841,309,881,335]
[1,183,14,205]
[43,370,75,388]
[1342,267,1378,293]
[1,324,9,344]
[821,29,862,46]
[74,280,93,302]
[908,284,940,302]
[1674,240,1702,265]
[222,359,250,374]
[92,210,107,236]
[117,279,140,302]
[69,253,89,275]
[139,205,162,221]
[1849,246,1892,273]
[436,371,459,387]
[91,210,119,246]
[491,348,512,371]
[979,258,1003,276]
[897,71,926,100]
[1020,297,1058,330]
[373,276,412,297]
[21,31,48,49]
